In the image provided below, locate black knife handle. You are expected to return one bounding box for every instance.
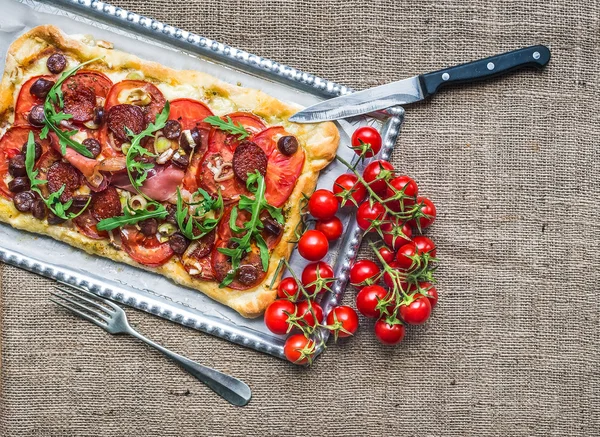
[418,45,550,98]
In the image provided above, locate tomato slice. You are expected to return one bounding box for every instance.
[0,127,54,199]
[61,70,113,123]
[218,204,282,249]
[211,240,266,290]
[206,112,266,154]
[73,211,108,240]
[120,226,174,267]
[14,75,55,126]
[169,98,213,130]
[105,80,166,124]
[251,127,305,207]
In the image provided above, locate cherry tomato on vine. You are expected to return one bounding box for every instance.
[315,216,343,241]
[395,243,419,271]
[308,189,339,220]
[277,277,301,301]
[362,160,394,194]
[380,216,413,250]
[378,246,395,264]
[356,201,385,231]
[419,282,438,309]
[413,196,436,229]
[301,261,335,294]
[326,305,359,338]
[413,235,437,257]
[296,301,324,328]
[374,319,406,345]
[349,260,381,286]
[284,334,315,364]
[298,230,329,261]
[399,296,431,325]
[333,173,367,206]
[356,284,390,318]
[264,299,296,335]
[384,175,418,211]
[382,261,404,289]
[351,126,382,158]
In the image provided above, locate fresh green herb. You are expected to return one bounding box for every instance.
[175,187,223,240]
[204,115,249,140]
[25,132,89,220]
[41,57,103,158]
[125,101,170,195]
[96,202,168,231]
[217,171,284,287]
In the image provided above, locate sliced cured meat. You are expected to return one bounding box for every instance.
[47,161,82,202]
[105,80,166,125]
[181,230,216,280]
[111,164,184,202]
[120,226,174,267]
[232,140,267,182]
[251,127,305,207]
[89,186,121,221]
[182,251,215,280]
[73,210,108,240]
[14,75,54,126]
[212,240,266,290]
[168,98,213,130]
[107,104,145,142]
[61,71,112,123]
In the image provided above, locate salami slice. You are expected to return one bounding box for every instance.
[212,240,266,290]
[232,140,267,182]
[107,104,145,142]
[73,210,108,240]
[181,230,217,280]
[46,161,82,203]
[89,186,121,221]
[105,80,166,125]
[62,71,113,123]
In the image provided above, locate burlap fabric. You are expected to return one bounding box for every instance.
[1,0,599,435]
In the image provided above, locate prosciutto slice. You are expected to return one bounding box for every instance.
[112,164,185,202]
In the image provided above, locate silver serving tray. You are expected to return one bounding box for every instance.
[0,0,404,360]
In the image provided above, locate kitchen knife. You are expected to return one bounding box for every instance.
[289,45,550,123]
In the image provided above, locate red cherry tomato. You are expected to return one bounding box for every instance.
[349,260,380,286]
[395,243,419,271]
[384,175,418,211]
[419,282,438,308]
[308,189,339,220]
[264,299,296,335]
[374,319,406,345]
[414,197,437,229]
[277,277,301,300]
[315,216,343,241]
[380,216,413,250]
[356,201,385,231]
[399,296,432,325]
[382,262,408,289]
[351,126,382,157]
[378,246,395,264]
[362,160,394,194]
[356,284,390,318]
[413,235,437,257]
[284,334,315,365]
[296,301,324,328]
[301,261,335,294]
[327,306,359,338]
[333,173,367,206]
[298,230,329,261]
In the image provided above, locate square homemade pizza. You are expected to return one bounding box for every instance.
[0,25,339,317]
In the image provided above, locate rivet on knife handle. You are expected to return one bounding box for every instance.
[418,45,551,97]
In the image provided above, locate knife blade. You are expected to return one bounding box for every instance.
[290,45,550,123]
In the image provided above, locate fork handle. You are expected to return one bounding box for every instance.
[129,329,252,406]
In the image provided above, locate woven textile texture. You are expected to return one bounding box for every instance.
[2,0,599,435]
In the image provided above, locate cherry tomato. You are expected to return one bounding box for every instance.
[351,126,382,157]
[349,260,381,286]
[333,173,367,206]
[277,277,301,300]
[356,201,385,231]
[399,296,432,325]
[374,319,406,345]
[298,230,329,261]
[296,301,324,328]
[384,175,418,211]
[284,334,315,365]
[356,285,389,318]
[380,216,413,250]
[378,246,395,264]
[264,299,296,335]
[315,216,343,241]
[382,262,406,289]
[395,243,419,271]
[301,261,335,294]
[308,189,339,220]
[327,306,359,338]
[413,236,437,257]
[362,160,394,194]
[419,282,438,309]
[413,197,437,229]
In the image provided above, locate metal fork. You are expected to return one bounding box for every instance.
[50,285,252,407]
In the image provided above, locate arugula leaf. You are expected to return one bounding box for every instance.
[96,203,168,231]
[204,115,249,140]
[175,187,223,240]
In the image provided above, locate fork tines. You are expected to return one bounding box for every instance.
[50,285,116,328]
